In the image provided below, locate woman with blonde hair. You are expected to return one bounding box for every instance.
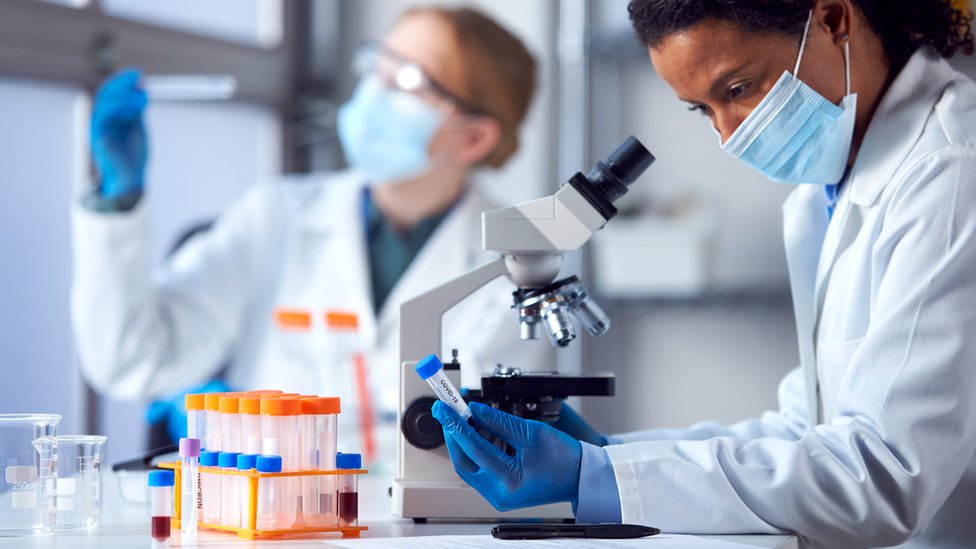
[73,5,543,462]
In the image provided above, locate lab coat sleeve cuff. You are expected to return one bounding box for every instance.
[575,441,622,523]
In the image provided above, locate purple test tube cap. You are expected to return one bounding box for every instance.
[179,437,201,458]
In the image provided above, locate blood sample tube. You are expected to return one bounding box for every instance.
[148,470,174,547]
[336,453,361,527]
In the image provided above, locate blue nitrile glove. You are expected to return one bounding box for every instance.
[91,68,148,199]
[552,401,609,447]
[432,400,582,511]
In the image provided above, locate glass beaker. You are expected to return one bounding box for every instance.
[35,435,107,530]
[0,414,60,536]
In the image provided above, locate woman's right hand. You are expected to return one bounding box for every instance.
[91,68,148,199]
[551,401,609,447]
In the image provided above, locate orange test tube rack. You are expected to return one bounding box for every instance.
[157,461,367,539]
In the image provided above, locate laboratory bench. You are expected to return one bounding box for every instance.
[0,470,798,548]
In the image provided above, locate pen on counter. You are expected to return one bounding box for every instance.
[491,523,661,540]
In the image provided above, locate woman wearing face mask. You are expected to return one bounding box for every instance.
[72,6,545,461]
[432,1,976,546]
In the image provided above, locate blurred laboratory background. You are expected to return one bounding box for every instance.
[5,0,974,464]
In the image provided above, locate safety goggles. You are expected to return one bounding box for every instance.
[351,42,484,115]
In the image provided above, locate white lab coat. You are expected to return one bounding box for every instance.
[604,49,976,548]
[71,170,551,460]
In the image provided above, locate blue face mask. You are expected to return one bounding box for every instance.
[721,11,857,185]
[337,75,446,184]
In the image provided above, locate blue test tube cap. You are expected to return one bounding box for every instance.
[199,450,219,467]
[218,452,241,468]
[148,469,175,487]
[415,353,443,380]
[255,455,282,473]
[237,454,258,471]
[336,452,362,470]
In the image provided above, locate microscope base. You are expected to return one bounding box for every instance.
[391,479,573,520]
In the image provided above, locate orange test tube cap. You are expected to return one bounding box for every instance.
[301,397,341,415]
[239,396,263,415]
[218,394,242,413]
[203,393,224,411]
[260,397,301,416]
[185,393,206,411]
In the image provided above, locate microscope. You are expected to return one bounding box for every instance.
[393,136,655,520]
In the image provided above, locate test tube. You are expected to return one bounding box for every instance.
[218,452,241,527]
[236,454,258,530]
[336,453,361,528]
[142,74,237,101]
[199,451,220,525]
[260,398,301,528]
[239,396,264,456]
[219,394,244,454]
[300,397,341,527]
[255,455,282,531]
[179,438,201,540]
[415,353,472,420]
[185,394,207,445]
[148,470,174,548]
[274,309,316,387]
[204,393,224,452]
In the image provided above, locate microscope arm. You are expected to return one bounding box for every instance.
[399,256,510,365]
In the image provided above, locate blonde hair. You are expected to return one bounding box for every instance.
[401,6,537,168]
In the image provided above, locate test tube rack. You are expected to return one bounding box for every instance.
[157,461,368,540]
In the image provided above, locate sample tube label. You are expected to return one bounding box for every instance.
[439,379,461,404]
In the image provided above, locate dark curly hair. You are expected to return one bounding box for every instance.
[628,0,974,67]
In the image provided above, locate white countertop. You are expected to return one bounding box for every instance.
[0,470,798,548]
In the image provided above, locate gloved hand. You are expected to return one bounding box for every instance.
[91,68,148,199]
[432,400,582,511]
[552,401,609,447]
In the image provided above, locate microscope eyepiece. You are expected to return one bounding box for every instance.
[570,135,655,221]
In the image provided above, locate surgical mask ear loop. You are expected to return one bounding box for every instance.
[793,10,814,76]
[842,35,851,96]
[794,11,852,97]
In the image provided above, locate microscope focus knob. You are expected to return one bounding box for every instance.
[401,397,445,450]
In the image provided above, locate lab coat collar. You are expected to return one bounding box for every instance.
[848,48,953,206]
[299,170,369,233]
[374,182,495,340]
